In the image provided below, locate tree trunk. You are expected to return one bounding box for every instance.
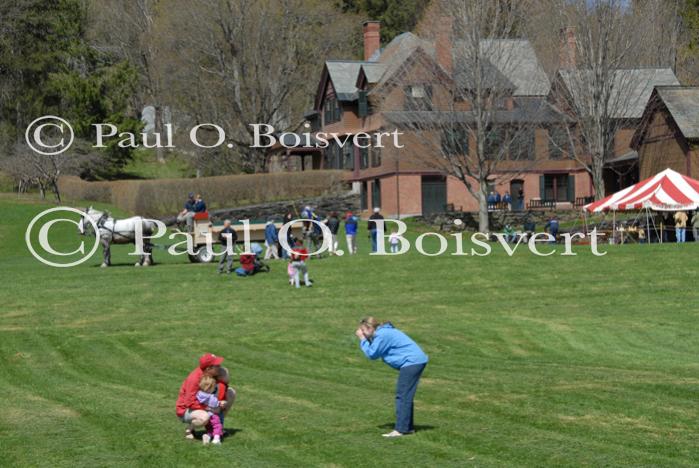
[591,156,606,200]
[154,105,165,163]
[478,181,490,233]
[51,179,61,203]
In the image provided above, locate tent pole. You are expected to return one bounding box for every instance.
[613,210,616,245]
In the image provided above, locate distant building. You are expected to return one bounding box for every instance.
[632,86,699,180]
[270,19,680,218]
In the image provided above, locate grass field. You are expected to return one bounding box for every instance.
[1,194,698,467]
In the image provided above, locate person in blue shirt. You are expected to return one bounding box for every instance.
[177,193,197,231]
[264,220,279,259]
[344,211,358,255]
[355,317,428,438]
[193,194,207,213]
[502,191,512,210]
[545,216,559,243]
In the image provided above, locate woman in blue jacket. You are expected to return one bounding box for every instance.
[355,317,428,438]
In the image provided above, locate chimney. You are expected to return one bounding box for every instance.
[559,26,577,69]
[363,21,381,61]
[435,16,453,75]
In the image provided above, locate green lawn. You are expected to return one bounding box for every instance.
[1,195,698,467]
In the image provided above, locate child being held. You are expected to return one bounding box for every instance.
[197,375,224,445]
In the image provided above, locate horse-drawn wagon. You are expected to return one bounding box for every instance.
[183,212,305,263]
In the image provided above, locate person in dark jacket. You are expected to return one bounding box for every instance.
[368,208,384,253]
[177,193,197,231]
[264,220,279,259]
[217,219,237,274]
[193,193,206,213]
[326,212,340,255]
[545,216,559,243]
[281,211,294,258]
[355,317,428,438]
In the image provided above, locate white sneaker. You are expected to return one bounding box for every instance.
[382,430,404,438]
[184,425,194,440]
[212,436,221,445]
[202,434,211,445]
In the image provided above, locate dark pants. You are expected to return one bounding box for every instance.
[395,363,426,433]
[370,229,378,252]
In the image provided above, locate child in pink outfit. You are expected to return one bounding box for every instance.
[197,375,223,445]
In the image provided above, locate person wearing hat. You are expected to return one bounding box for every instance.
[176,193,197,231]
[368,207,384,253]
[264,219,279,260]
[176,353,236,440]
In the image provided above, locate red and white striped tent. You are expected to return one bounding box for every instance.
[585,168,699,213]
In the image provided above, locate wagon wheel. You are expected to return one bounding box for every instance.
[188,246,214,263]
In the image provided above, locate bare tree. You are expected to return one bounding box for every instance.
[382,0,541,232]
[547,0,678,199]
[160,0,359,174]
[89,0,166,162]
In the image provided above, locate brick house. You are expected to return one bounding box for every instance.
[270,20,680,218]
[632,86,699,180]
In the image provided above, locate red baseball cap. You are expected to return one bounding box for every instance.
[199,353,224,369]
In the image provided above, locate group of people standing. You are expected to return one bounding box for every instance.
[671,210,699,243]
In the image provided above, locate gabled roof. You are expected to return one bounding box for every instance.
[384,97,567,125]
[655,86,699,140]
[374,32,436,88]
[557,68,680,119]
[361,63,386,84]
[325,61,369,101]
[472,40,550,96]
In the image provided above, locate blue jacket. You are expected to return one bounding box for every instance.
[193,200,206,212]
[265,223,278,243]
[345,216,358,235]
[360,323,428,369]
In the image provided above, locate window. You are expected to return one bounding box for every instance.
[371,135,382,167]
[360,181,368,210]
[510,127,535,160]
[343,143,354,170]
[541,174,574,202]
[549,126,571,160]
[356,134,370,169]
[372,179,381,208]
[324,97,342,125]
[441,128,469,156]
[324,142,343,169]
[485,127,504,159]
[358,91,368,118]
[404,84,433,111]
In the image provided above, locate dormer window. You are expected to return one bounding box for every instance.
[324,97,342,125]
[404,84,433,111]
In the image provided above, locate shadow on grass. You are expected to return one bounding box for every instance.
[192,428,243,440]
[377,423,436,432]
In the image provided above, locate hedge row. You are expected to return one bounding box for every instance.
[58,170,348,217]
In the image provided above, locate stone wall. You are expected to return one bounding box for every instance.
[192,191,360,224]
[417,209,584,232]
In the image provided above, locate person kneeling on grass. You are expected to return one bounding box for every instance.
[197,375,224,445]
[176,353,236,441]
[355,317,428,438]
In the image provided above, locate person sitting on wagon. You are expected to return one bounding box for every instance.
[177,193,197,231]
[193,193,207,213]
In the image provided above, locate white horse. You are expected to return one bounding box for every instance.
[78,207,159,267]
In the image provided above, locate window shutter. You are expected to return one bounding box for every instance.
[539,175,546,200]
[567,174,575,202]
[358,91,368,117]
